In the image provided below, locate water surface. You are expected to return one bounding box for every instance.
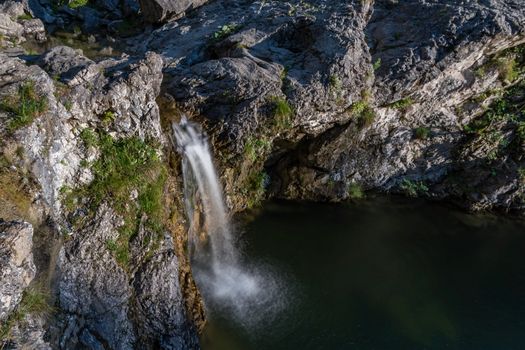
[201,196,525,350]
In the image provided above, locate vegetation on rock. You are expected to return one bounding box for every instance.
[388,97,414,111]
[0,81,47,133]
[243,170,268,208]
[0,288,51,342]
[350,100,375,128]
[68,0,89,9]
[244,137,271,162]
[65,130,167,267]
[210,23,241,43]
[400,179,429,198]
[348,183,365,199]
[414,127,430,140]
[269,96,293,131]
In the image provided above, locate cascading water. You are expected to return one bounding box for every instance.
[172,118,288,328]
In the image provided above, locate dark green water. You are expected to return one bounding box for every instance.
[201,196,525,350]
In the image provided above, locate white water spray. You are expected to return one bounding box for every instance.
[172,118,287,327]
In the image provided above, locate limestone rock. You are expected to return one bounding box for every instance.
[0,220,35,322]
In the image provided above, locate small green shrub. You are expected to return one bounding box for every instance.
[496,57,518,83]
[210,23,240,42]
[388,97,413,110]
[101,110,116,126]
[269,96,293,131]
[414,127,430,140]
[17,13,33,20]
[329,75,344,104]
[474,66,486,78]
[373,58,382,71]
[329,75,342,90]
[280,67,289,81]
[244,137,271,162]
[68,0,88,9]
[0,155,9,169]
[358,107,375,127]
[518,168,525,183]
[106,239,118,251]
[464,86,523,136]
[517,121,525,141]
[349,100,375,128]
[400,179,428,198]
[79,128,98,148]
[1,81,48,132]
[350,100,367,115]
[63,100,73,111]
[348,183,364,199]
[245,170,268,208]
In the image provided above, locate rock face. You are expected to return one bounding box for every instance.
[271,0,525,211]
[0,221,35,322]
[139,0,208,23]
[131,0,525,212]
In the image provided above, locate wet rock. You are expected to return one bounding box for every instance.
[139,0,208,23]
[0,220,35,322]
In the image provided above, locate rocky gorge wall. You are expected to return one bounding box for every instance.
[1,0,525,349]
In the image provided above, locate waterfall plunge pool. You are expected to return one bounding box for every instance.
[200,196,525,350]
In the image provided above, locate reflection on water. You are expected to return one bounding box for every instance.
[202,196,525,350]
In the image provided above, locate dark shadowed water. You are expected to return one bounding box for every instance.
[201,196,525,350]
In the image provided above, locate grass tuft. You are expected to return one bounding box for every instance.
[68,0,89,9]
[1,81,47,133]
[0,288,52,342]
[244,137,271,162]
[269,96,293,131]
[414,127,430,140]
[350,101,375,128]
[348,183,365,199]
[388,97,413,111]
[210,23,241,43]
[400,179,428,198]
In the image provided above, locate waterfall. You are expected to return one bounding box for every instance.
[172,118,287,327]
[172,118,234,266]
